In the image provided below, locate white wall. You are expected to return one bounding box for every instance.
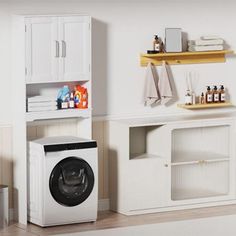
[0,0,236,123]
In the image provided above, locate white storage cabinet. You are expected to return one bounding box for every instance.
[25,16,90,83]
[12,15,92,225]
[108,116,236,215]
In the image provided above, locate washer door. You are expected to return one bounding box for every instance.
[49,157,94,207]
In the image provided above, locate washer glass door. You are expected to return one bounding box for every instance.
[49,157,94,207]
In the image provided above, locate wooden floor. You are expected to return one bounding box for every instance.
[2,204,236,236]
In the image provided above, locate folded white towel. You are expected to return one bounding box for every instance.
[188,45,224,52]
[158,61,173,105]
[27,95,57,103]
[144,62,160,106]
[188,39,224,46]
[28,101,58,108]
[27,106,58,112]
[200,35,221,40]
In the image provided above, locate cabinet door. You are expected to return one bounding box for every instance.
[127,158,171,210]
[58,16,91,82]
[25,17,58,83]
[169,118,236,206]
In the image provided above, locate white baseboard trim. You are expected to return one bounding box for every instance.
[98,199,110,211]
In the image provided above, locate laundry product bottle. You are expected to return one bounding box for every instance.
[153,35,161,52]
[185,89,192,105]
[200,92,205,104]
[69,92,75,108]
[192,92,196,105]
[205,86,213,103]
[219,85,226,103]
[213,85,219,103]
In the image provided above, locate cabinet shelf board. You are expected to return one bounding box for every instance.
[172,151,229,164]
[171,158,229,166]
[140,50,234,66]
[26,108,91,122]
[26,78,90,85]
[177,102,233,109]
[130,153,163,160]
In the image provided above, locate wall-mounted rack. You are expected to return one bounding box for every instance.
[140,50,234,66]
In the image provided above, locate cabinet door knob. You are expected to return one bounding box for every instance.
[164,164,168,167]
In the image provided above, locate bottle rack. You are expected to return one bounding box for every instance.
[177,102,233,109]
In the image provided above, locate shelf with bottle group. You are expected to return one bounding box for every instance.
[177,102,233,110]
[26,108,91,122]
[140,50,234,66]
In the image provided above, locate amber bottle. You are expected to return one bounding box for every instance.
[213,85,220,103]
[205,86,213,103]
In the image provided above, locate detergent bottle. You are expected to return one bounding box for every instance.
[74,85,88,109]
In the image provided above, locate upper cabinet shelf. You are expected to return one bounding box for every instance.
[140,50,234,66]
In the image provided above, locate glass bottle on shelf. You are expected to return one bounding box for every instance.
[213,85,220,103]
[69,92,75,108]
[205,86,213,103]
[219,85,226,103]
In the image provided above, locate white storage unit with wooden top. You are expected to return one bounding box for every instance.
[108,115,236,215]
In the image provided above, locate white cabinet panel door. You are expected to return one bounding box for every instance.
[127,158,170,210]
[25,17,58,83]
[58,16,91,81]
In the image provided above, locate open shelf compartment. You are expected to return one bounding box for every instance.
[129,125,165,160]
[171,125,230,164]
[26,80,91,122]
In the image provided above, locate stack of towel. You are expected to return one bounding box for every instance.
[188,36,224,52]
[27,96,58,112]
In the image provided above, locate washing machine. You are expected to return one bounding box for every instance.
[27,136,98,227]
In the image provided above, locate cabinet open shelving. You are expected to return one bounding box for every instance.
[26,108,91,122]
[129,125,166,160]
[140,50,233,66]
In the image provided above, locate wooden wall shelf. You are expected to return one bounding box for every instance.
[177,102,233,110]
[140,50,234,66]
